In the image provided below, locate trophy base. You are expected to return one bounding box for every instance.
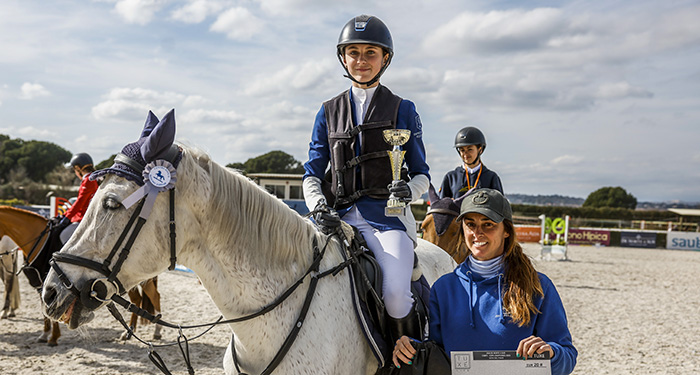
[385,206,406,217]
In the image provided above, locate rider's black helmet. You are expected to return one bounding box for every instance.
[454,127,487,152]
[336,15,393,86]
[70,153,93,169]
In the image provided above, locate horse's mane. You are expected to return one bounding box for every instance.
[177,145,320,268]
[0,206,48,221]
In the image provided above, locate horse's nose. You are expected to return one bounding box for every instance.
[43,284,57,306]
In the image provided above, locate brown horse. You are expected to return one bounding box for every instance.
[420,186,469,264]
[1,236,21,318]
[0,206,161,344]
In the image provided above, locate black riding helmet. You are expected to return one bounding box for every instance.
[454,126,486,151]
[70,153,93,169]
[336,15,393,87]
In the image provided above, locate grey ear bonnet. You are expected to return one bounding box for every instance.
[90,109,182,186]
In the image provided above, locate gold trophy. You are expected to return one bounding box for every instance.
[383,129,412,216]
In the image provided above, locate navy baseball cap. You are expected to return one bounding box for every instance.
[456,188,513,223]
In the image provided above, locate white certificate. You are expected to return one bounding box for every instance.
[451,350,551,375]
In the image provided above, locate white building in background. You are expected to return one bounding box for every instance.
[247,173,305,201]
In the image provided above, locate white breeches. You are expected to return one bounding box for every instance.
[342,207,414,319]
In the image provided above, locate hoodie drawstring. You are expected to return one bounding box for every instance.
[498,273,506,324]
[467,271,475,328]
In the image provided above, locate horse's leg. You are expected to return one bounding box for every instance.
[121,287,143,340]
[142,277,162,340]
[0,266,9,319]
[48,321,60,346]
[37,318,51,343]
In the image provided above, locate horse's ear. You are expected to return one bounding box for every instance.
[141,111,160,138]
[140,108,176,162]
[428,184,440,204]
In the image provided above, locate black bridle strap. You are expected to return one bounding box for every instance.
[168,189,176,271]
[232,275,321,375]
[107,216,147,288]
[23,223,51,264]
[103,199,147,274]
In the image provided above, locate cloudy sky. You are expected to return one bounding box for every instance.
[1,0,699,203]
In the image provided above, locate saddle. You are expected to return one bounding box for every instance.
[338,223,431,367]
[22,218,68,290]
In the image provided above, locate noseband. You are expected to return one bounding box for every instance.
[49,146,180,310]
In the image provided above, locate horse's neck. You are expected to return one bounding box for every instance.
[173,160,320,315]
[0,210,45,251]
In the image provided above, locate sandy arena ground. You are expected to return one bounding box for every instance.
[1,243,699,374]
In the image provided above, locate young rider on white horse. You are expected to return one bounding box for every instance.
[302,14,431,345]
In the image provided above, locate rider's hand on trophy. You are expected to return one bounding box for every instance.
[388,180,412,203]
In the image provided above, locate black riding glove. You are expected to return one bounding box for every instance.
[388,180,412,203]
[313,201,341,234]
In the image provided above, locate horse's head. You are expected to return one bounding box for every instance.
[42,109,184,329]
[421,185,470,263]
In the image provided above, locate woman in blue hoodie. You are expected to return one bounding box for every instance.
[392,188,577,375]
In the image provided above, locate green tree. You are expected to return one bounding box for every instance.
[583,186,637,209]
[0,134,72,182]
[226,150,305,174]
[96,154,117,170]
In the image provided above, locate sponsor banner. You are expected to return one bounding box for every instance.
[666,231,700,251]
[620,231,657,248]
[515,226,541,243]
[567,228,611,246]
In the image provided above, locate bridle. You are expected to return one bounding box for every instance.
[46,146,353,375]
[49,145,180,311]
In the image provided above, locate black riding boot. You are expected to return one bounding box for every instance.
[387,310,423,345]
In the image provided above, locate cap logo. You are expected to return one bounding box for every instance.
[472,191,489,205]
[355,21,367,31]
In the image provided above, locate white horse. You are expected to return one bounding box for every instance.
[41,110,455,374]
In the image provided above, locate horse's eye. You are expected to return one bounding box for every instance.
[103,196,122,210]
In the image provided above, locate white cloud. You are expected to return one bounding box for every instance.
[423,8,567,55]
[244,59,336,96]
[171,0,225,24]
[91,87,195,120]
[551,155,584,165]
[113,0,168,25]
[19,82,51,99]
[180,108,240,123]
[596,82,653,100]
[0,126,55,138]
[210,7,264,40]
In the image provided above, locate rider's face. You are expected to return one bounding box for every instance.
[342,44,387,88]
[457,145,481,167]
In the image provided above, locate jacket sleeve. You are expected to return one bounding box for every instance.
[64,175,99,222]
[438,173,453,199]
[534,275,578,375]
[303,106,330,181]
[396,100,430,180]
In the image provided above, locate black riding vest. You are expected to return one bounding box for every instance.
[324,85,405,208]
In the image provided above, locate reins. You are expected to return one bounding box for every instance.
[107,224,350,375]
[47,143,354,375]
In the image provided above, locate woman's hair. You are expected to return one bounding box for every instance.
[82,165,96,173]
[501,220,543,326]
[461,219,543,326]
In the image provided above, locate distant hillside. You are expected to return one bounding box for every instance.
[506,193,584,207]
[506,193,699,209]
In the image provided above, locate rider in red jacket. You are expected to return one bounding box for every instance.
[59,153,98,243]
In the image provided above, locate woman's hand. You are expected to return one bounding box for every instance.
[517,335,554,360]
[392,336,417,367]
